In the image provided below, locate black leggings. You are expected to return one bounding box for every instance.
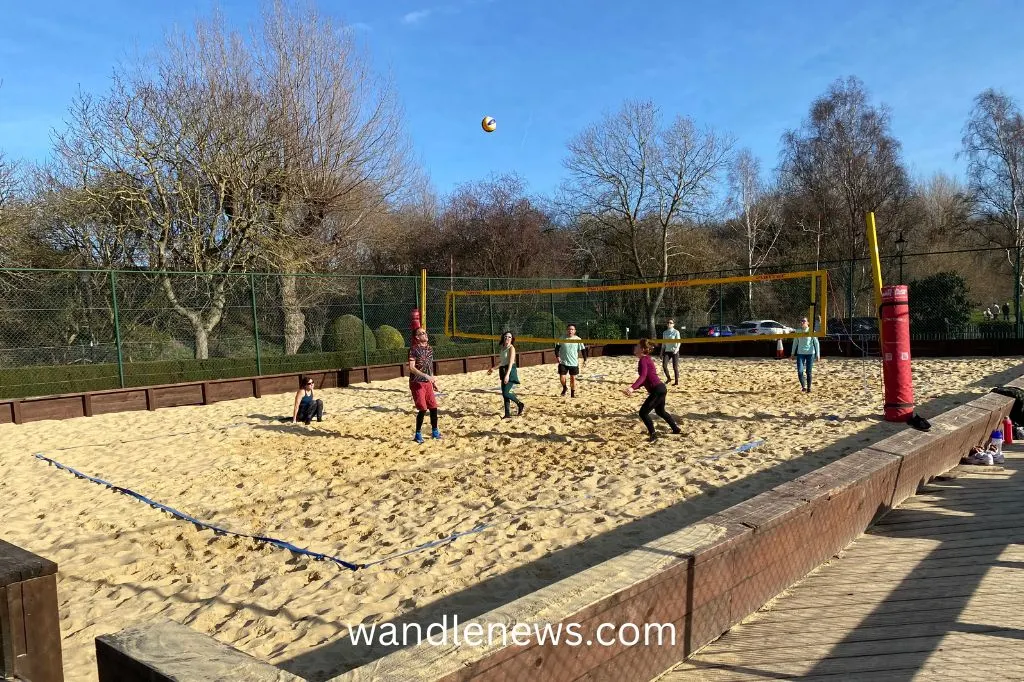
[500,366,524,417]
[416,408,439,432]
[639,384,678,435]
[662,351,679,383]
[298,399,323,423]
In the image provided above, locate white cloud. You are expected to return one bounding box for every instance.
[401,9,433,24]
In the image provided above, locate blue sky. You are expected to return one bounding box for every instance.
[2,0,1024,198]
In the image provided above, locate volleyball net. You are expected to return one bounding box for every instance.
[443,269,828,346]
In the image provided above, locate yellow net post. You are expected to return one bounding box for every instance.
[866,212,885,346]
[420,268,427,330]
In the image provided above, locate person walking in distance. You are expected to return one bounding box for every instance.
[661,318,681,385]
[790,316,821,393]
[555,323,587,398]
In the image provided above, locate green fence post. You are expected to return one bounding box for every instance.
[718,270,724,328]
[359,276,370,370]
[487,278,496,354]
[110,271,125,389]
[550,279,557,339]
[847,258,855,329]
[1016,245,1022,340]
[249,273,262,376]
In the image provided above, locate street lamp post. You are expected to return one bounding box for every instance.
[895,232,907,284]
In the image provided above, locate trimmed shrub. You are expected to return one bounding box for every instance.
[322,315,376,354]
[430,331,454,346]
[374,325,406,351]
[522,311,566,338]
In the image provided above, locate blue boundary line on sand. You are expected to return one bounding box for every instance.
[33,452,503,572]
[34,438,768,571]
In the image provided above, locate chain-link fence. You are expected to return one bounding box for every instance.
[1,247,1021,399]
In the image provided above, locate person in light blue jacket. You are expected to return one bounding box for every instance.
[790,316,820,393]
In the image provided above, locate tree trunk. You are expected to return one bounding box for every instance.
[194,326,210,360]
[280,274,305,355]
[159,273,228,361]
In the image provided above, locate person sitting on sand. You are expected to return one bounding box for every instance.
[408,326,442,444]
[623,339,681,442]
[790,316,821,393]
[292,376,324,425]
[488,331,525,419]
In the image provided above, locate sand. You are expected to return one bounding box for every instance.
[1,355,1021,681]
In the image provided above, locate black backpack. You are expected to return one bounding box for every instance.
[990,386,1024,426]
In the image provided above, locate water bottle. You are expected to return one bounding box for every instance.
[991,428,1003,458]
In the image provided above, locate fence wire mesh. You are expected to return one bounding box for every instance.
[0,246,1021,399]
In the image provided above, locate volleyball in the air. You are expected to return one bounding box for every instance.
[481,116,496,133]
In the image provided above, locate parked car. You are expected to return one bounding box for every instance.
[734,320,795,335]
[695,324,735,337]
[826,317,879,339]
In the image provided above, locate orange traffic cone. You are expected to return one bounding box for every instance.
[776,338,785,359]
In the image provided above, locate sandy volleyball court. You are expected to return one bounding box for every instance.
[1,355,1021,681]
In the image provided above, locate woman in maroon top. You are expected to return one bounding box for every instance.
[623,339,681,442]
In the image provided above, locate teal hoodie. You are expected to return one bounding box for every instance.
[791,335,820,357]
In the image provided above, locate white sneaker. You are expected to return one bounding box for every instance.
[983,451,994,466]
[992,450,1006,464]
[963,452,989,465]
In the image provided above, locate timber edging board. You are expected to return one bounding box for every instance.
[90,376,1023,682]
[95,619,303,682]
[0,540,63,682]
[0,347,604,425]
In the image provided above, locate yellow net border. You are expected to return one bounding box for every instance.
[444,269,829,346]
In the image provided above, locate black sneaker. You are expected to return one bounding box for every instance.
[561,386,568,397]
[908,413,931,432]
[571,390,576,398]
[648,433,658,443]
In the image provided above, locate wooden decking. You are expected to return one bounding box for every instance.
[661,444,1024,681]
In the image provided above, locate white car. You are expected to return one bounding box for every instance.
[734,320,795,335]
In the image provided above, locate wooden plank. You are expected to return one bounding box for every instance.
[145,388,155,411]
[96,619,301,682]
[11,399,22,424]
[253,377,262,398]
[82,393,93,417]
[4,582,25,672]
[20,575,63,682]
[0,540,59,585]
[0,585,13,674]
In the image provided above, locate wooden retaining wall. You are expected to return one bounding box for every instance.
[0,347,600,425]
[92,378,1022,682]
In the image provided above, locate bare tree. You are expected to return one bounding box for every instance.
[562,99,733,336]
[0,152,23,266]
[726,148,781,316]
[436,173,565,279]
[780,76,912,317]
[50,15,278,359]
[917,172,972,242]
[961,89,1024,274]
[45,2,412,358]
[254,0,415,353]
